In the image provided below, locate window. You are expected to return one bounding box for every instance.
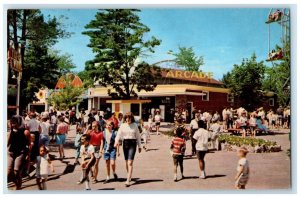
[269,98,274,106]
[227,93,234,103]
[202,91,209,101]
[131,104,140,116]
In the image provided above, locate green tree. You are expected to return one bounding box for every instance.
[83,9,161,99]
[76,70,94,88]
[47,74,85,110]
[7,10,72,111]
[171,46,204,71]
[222,54,266,110]
[50,50,76,74]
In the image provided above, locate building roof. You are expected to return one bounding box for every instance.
[89,84,229,98]
[55,73,83,89]
[160,68,223,85]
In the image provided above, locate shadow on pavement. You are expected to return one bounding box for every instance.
[131,179,164,186]
[146,148,159,152]
[97,188,115,190]
[205,174,226,179]
[181,176,199,180]
[183,156,197,160]
[116,178,140,182]
[62,162,76,175]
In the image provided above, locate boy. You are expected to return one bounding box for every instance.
[77,134,96,190]
[170,127,186,182]
[193,120,211,179]
[235,147,250,189]
[74,126,83,165]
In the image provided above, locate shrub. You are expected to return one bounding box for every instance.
[218,134,277,147]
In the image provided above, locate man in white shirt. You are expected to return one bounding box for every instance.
[189,113,200,155]
[193,120,211,179]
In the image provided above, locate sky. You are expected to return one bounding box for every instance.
[41,8,285,80]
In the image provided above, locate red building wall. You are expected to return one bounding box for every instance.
[184,92,230,113]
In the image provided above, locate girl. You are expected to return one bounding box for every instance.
[103,121,120,183]
[238,111,248,138]
[36,145,54,190]
[115,112,142,187]
[148,115,154,133]
[235,147,250,189]
[56,116,69,159]
[86,121,103,183]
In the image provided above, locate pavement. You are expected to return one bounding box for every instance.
[7,123,291,191]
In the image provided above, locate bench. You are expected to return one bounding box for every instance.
[227,128,243,135]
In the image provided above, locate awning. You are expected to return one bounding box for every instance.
[89,84,229,98]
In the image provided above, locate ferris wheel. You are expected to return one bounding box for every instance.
[266,8,290,62]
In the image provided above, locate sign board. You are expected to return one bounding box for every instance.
[165,70,213,79]
[7,47,22,72]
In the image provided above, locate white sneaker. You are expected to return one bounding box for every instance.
[200,171,206,179]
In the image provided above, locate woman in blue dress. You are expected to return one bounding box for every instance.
[256,116,269,133]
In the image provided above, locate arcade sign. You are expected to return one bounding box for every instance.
[165,70,213,79]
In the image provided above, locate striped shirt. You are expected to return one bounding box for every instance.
[171,137,186,155]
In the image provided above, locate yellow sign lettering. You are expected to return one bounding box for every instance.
[191,71,198,79]
[183,71,191,78]
[175,71,183,78]
[198,72,206,78]
[166,71,174,78]
[207,72,213,79]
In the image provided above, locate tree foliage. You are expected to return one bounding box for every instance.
[7,10,72,111]
[47,74,85,110]
[222,54,266,110]
[76,70,94,89]
[172,46,204,71]
[49,50,76,75]
[82,9,161,99]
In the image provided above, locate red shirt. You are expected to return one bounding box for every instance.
[90,131,103,146]
[56,122,68,134]
[171,137,186,155]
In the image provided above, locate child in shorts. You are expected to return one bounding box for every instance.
[77,134,95,190]
[36,145,54,190]
[74,126,83,165]
[170,127,186,182]
[235,147,250,189]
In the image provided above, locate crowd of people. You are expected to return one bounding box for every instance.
[7,104,290,190]
[7,107,152,190]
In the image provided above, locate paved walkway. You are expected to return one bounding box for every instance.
[7,125,291,191]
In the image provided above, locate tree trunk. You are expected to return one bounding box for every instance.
[19,10,28,113]
[12,10,18,50]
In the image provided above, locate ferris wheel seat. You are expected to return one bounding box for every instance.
[266,57,284,62]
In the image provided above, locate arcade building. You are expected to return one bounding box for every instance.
[87,69,232,122]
